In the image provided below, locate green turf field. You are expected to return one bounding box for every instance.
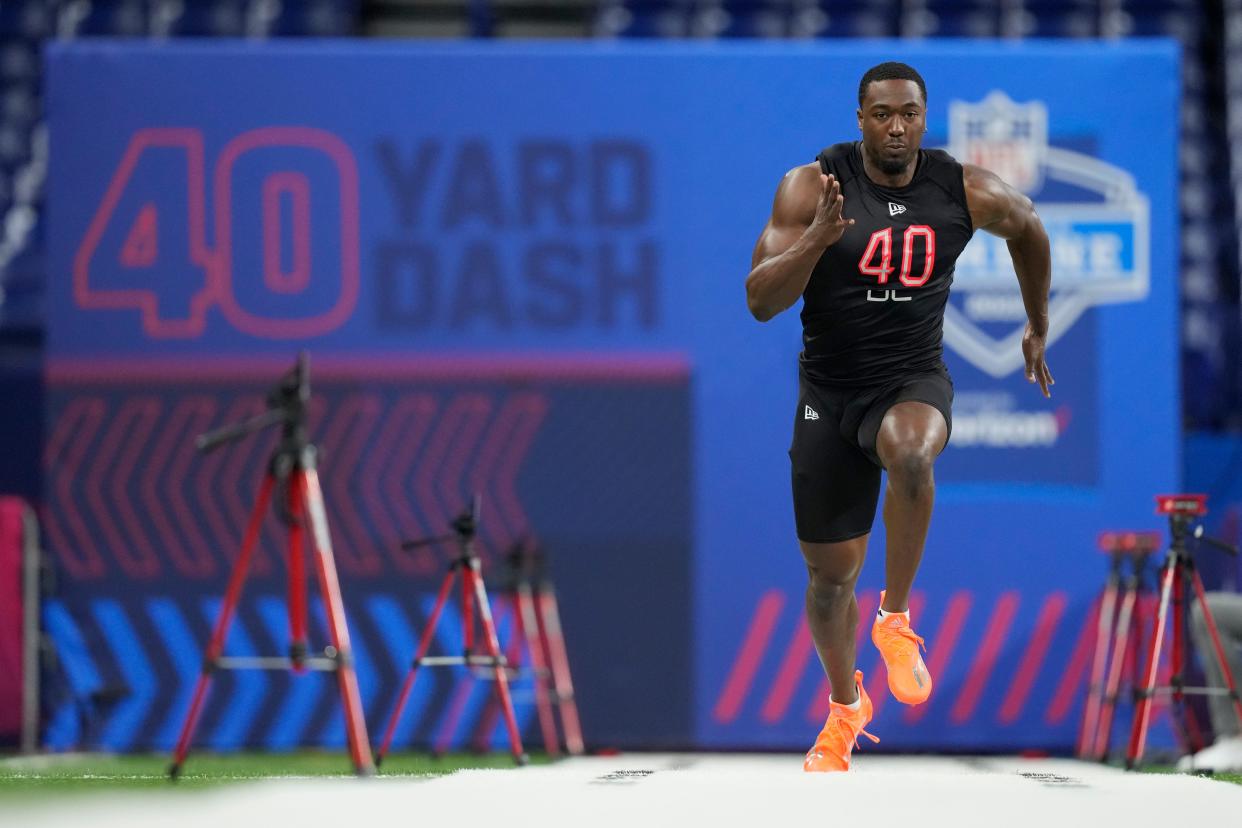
[1141,764,1242,786]
[0,751,544,794]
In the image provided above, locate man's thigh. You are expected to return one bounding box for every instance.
[858,370,954,468]
[789,381,883,543]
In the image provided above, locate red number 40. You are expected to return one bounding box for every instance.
[73,127,360,339]
[857,225,936,288]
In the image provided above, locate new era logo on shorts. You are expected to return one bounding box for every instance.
[889,202,906,216]
[804,406,819,421]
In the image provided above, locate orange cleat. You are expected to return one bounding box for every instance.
[872,590,933,705]
[803,670,879,772]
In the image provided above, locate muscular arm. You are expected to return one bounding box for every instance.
[746,164,853,322]
[964,163,1055,396]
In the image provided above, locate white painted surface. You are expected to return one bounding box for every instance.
[10,754,1241,827]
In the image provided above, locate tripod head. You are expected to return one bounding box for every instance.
[1155,493,1240,559]
[400,495,484,562]
[450,494,482,541]
[1097,531,1162,581]
[1098,531,1163,557]
[503,536,549,583]
[1156,493,1207,550]
[195,352,312,454]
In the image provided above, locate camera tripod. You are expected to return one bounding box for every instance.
[1125,494,1242,769]
[375,496,527,766]
[168,353,373,778]
[480,539,583,757]
[1078,530,1160,761]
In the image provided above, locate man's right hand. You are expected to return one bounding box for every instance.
[747,164,849,322]
[809,174,855,248]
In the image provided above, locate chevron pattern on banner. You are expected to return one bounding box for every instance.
[43,387,549,581]
[39,371,693,750]
[41,592,538,752]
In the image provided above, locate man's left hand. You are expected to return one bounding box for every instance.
[1022,323,1054,398]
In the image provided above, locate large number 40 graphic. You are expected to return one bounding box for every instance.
[73,127,360,339]
[857,225,936,287]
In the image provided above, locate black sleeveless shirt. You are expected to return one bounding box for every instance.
[800,141,973,386]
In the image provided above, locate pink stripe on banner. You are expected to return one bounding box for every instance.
[999,591,1068,724]
[1044,598,1101,724]
[760,616,813,723]
[951,591,1021,724]
[46,352,691,384]
[713,589,785,724]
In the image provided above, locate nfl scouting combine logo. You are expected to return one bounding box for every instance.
[944,91,1150,378]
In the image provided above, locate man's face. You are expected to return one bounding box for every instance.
[856,79,926,176]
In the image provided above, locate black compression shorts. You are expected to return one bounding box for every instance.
[788,365,953,543]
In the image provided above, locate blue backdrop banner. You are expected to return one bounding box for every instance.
[45,40,1180,752]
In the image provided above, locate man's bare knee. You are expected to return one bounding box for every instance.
[799,538,866,610]
[885,444,936,501]
[806,563,858,610]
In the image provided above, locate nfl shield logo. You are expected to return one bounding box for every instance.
[939,91,1149,379]
[949,91,1048,194]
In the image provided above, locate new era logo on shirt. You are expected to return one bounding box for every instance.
[888,202,906,216]
[804,406,819,421]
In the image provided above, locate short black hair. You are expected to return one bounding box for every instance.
[858,62,927,108]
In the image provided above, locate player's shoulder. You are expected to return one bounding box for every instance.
[960,160,1008,189]
[815,141,859,181]
[918,147,970,211]
[959,162,1029,228]
[783,161,822,182]
[919,147,967,183]
[959,161,1009,203]
[771,162,821,224]
[775,162,821,200]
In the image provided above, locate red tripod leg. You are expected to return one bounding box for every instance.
[515,583,560,756]
[537,587,584,755]
[1172,565,1184,696]
[463,567,476,655]
[1094,576,1135,760]
[1189,569,1242,731]
[471,597,529,753]
[1126,554,1176,768]
[377,569,457,764]
[468,559,526,763]
[1170,565,1187,748]
[298,467,375,775]
[288,479,308,672]
[169,474,276,778]
[1080,576,1120,758]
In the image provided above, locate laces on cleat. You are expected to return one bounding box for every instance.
[823,715,880,751]
[853,721,881,747]
[881,623,925,656]
[901,627,926,651]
